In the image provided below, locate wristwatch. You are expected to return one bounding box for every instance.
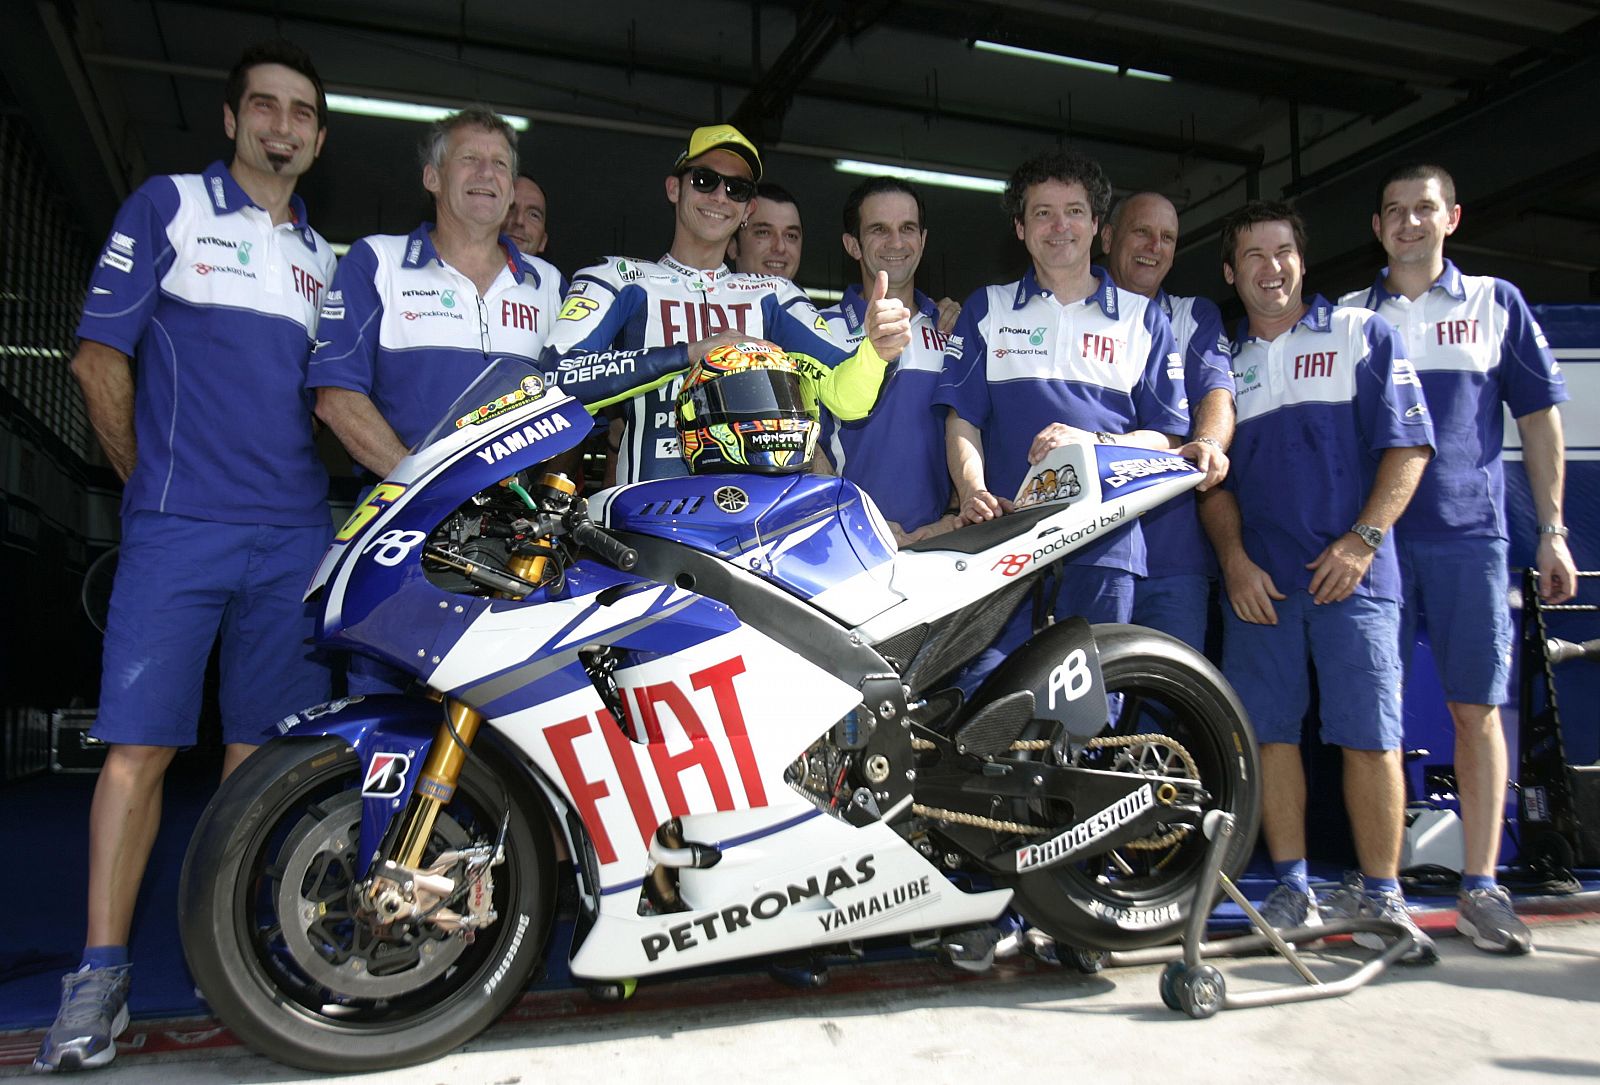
[1351,523,1384,550]
[1539,524,1570,539]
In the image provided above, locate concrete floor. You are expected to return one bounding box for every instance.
[5,917,1597,1084]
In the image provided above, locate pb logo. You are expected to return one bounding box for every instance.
[992,553,1031,577]
[361,752,412,798]
[559,296,600,321]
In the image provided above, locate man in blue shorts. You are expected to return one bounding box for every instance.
[309,108,566,479]
[542,123,909,485]
[1342,164,1574,954]
[1100,192,1235,651]
[37,42,337,1072]
[819,177,964,545]
[1200,200,1438,961]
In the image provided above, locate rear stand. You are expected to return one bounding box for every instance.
[1104,810,1418,1018]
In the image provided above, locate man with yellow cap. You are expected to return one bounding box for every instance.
[543,123,909,483]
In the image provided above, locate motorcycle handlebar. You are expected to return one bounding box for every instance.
[568,516,639,572]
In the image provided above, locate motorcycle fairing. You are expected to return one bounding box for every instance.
[569,810,1011,978]
[854,446,1205,646]
[309,386,594,666]
[274,694,446,871]
[594,474,903,626]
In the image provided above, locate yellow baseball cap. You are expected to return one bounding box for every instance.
[674,124,763,182]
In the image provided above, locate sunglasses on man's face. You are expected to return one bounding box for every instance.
[681,166,756,203]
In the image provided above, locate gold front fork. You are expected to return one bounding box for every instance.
[388,698,484,868]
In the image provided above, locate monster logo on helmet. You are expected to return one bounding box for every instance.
[676,340,819,475]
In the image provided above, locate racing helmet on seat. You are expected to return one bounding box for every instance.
[675,339,819,474]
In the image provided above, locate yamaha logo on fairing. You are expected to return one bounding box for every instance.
[473,413,575,465]
[1015,786,1155,871]
[714,486,749,513]
[640,856,876,961]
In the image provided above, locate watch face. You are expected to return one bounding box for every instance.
[1356,525,1382,549]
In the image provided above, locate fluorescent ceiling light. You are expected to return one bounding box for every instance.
[834,158,1006,194]
[329,242,351,257]
[974,40,1171,82]
[326,93,530,131]
[804,286,843,303]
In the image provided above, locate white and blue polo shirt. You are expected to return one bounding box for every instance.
[1340,260,1566,541]
[820,285,952,532]
[1227,297,1435,602]
[1141,290,1235,577]
[933,265,1188,574]
[77,160,335,527]
[543,254,853,484]
[307,224,564,448]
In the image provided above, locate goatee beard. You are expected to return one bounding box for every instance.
[266,152,292,172]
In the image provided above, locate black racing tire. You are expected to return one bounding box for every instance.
[179,736,556,1072]
[996,624,1261,951]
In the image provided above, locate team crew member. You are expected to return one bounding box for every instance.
[1101,193,1236,651]
[543,123,909,484]
[820,177,962,544]
[935,151,1206,683]
[37,42,336,1073]
[1199,201,1437,960]
[1342,163,1573,954]
[504,174,552,258]
[728,182,803,280]
[308,108,564,476]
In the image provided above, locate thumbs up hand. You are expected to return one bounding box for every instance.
[864,270,911,362]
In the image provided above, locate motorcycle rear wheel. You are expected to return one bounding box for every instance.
[999,623,1261,950]
[180,736,555,1072]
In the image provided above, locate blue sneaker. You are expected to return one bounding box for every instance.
[940,912,1024,972]
[32,964,132,1072]
[1354,888,1439,965]
[1258,883,1321,932]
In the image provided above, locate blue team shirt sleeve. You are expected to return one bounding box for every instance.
[931,288,993,429]
[1133,301,1189,437]
[305,238,384,394]
[1494,279,1569,419]
[1185,297,1235,405]
[539,277,688,409]
[1355,314,1435,454]
[76,178,182,355]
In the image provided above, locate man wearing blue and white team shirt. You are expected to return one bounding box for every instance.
[1100,192,1236,652]
[930,151,1215,973]
[935,152,1217,676]
[40,42,336,1073]
[542,123,908,486]
[1199,201,1437,959]
[1342,163,1573,955]
[309,108,564,477]
[820,177,964,545]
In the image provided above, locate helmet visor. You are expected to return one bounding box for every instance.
[682,367,812,426]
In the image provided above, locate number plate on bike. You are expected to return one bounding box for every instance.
[1030,617,1109,745]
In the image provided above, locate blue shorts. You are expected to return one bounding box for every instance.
[1132,573,1209,653]
[1398,536,1513,706]
[1222,591,1403,751]
[94,511,332,746]
[956,566,1134,695]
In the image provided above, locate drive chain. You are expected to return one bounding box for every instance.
[909,733,1199,849]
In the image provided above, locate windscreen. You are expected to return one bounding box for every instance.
[413,357,553,450]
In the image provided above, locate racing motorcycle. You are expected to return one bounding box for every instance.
[179,357,1260,1071]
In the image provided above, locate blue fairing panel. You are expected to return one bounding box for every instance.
[599,472,894,604]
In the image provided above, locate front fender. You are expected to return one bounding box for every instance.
[275,694,444,869]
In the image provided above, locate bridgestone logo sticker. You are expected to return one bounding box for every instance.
[1015,786,1155,871]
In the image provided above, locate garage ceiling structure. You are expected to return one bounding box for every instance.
[4,0,1600,305]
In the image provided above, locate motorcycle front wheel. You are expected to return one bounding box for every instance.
[180,736,555,1072]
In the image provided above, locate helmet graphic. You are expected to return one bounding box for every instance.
[675,339,819,474]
